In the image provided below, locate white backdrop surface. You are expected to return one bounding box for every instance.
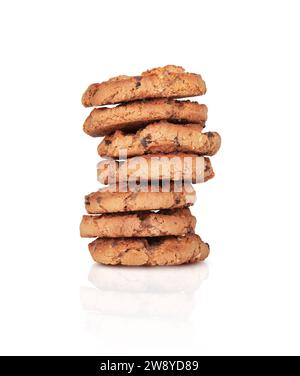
[0,0,299,355]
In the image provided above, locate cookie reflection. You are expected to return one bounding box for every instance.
[81,263,208,319]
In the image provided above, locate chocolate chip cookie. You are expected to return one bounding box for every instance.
[83,99,207,136]
[82,65,206,107]
[97,154,214,184]
[88,234,210,266]
[85,182,196,214]
[80,208,196,238]
[98,122,221,158]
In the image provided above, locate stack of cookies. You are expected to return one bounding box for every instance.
[80,66,221,266]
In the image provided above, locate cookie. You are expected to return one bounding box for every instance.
[98,122,221,158]
[82,65,206,107]
[80,208,196,238]
[85,182,196,214]
[83,99,207,136]
[88,234,210,266]
[97,154,214,184]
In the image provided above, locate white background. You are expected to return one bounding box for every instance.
[0,0,299,355]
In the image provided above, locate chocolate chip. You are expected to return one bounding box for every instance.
[207,132,214,138]
[135,76,142,88]
[104,139,112,145]
[140,134,152,147]
[174,136,180,147]
[85,196,90,205]
[175,196,181,204]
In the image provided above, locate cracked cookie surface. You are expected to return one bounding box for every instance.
[88,234,210,266]
[85,183,196,214]
[82,65,206,107]
[80,208,196,238]
[97,154,214,184]
[83,99,207,136]
[98,122,221,158]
